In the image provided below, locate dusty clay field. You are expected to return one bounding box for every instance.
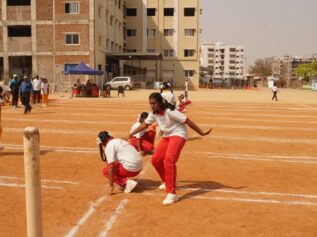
[1,88,317,237]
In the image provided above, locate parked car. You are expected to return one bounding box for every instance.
[104,76,134,90]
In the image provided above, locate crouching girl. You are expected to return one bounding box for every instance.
[97,131,142,195]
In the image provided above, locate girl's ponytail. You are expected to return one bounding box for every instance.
[97,131,112,162]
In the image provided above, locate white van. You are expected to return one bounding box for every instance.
[104,77,134,90]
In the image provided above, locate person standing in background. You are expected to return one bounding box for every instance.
[272,83,279,101]
[32,75,42,104]
[41,78,49,106]
[20,76,33,114]
[9,74,21,109]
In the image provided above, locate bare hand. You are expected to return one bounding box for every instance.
[140,151,145,156]
[201,128,212,136]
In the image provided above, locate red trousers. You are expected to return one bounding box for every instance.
[130,130,155,152]
[151,136,186,194]
[103,162,140,187]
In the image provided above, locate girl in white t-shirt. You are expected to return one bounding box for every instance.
[128,93,212,205]
[160,82,176,106]
[97,131,143,195]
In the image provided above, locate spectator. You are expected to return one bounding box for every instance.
[20,76,33,114]
[32,75,42,104]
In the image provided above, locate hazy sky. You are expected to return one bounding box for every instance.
[201,0,317,68]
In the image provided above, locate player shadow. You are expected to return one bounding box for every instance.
[0,150,53,156]
[177,180,245,201]
[133,179,162,193]
[187,137,202,142]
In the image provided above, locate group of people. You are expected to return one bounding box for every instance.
[97,81,212,205]
[72,79,99,97]
[2,74,50,114]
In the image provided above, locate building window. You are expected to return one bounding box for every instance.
[65,2,80,14]
[184,49,195,57]
[8,25,31,37]
[110,16,113,25]
[118,0,121,9]
[64,64,78,73]
[65,33,80,45]
[185,70,195,77]
[127,49,137,53]
[127,29,136,37]
[163,50,175,57]
[164,29,174,36]
[164,8,174,16]
[7,0,30,6]
[184,29,195,36]
[147,29,156,37]
[147,8,156,16]
[147,49,156,53]
[184,8,195,16]
[126,8,137,16]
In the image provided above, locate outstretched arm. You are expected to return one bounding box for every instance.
[185,118,212,136]
[128,122,149,138]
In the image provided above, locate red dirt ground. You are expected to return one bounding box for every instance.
[1,88,317,237]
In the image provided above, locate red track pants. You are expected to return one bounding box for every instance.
[103,162,140,187]
[130,130,156,152]
[151,136,186,194]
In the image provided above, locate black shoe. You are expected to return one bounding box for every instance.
[28,107,32,113]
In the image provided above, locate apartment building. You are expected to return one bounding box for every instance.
[0,0,125,84]
[200,42,244,81]
[123,0,201,89]
[272,55,317,87]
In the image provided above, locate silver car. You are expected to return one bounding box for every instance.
[105,77,134,90]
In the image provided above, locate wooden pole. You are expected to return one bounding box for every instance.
[24,127,43,237]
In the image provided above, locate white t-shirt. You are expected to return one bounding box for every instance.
[130,121,146,139]
[32,79,42,91]
[272,86,278,92]
[105,139,142,172]
[161,91,176,105]
[145,108,188,139]
[41,83,49,95]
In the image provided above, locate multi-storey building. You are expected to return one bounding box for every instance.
[0,0,200,89]
[200,42,244,82]
[272,55,317,87]
[122,0,201,89]
[0,0,125,85]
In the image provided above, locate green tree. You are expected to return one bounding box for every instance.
[296,62,317,82]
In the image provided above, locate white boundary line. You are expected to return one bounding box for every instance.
[2,143,317,164]
[142,192,317,207]
[98,199,130,237]
[64,195,108,237]
[0,175,79,185]
[0,181,63,190]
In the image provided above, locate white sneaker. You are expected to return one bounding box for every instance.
[124,180,138,193]
[158,182,166,190]
[162,193,179,205]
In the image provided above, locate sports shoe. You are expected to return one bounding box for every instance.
[162,193,179,205]
[124,180,138,193]
[158,182,166,190]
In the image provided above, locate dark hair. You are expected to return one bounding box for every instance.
[98,131,112,162]
[140,112,149,120]
[149,92,175,111]
[160,81,173,93]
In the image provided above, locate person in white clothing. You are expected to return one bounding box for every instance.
[128,93,212,205]
[41,78,49,106]
[272,83,279,101]
[97,131,142,195]
[32,76,42,104]
[160,81,176,106]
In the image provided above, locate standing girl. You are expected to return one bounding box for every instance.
[128,93,212,205]
[97,131,142,194]
[41,79,49,106]
[160,81,176,106]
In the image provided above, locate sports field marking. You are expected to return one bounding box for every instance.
[64,195,108,237]
[2,143,317,164]
[6,116,317,126]
[142,192,317,207]
[211,134,317,145]
[98,199,130,237]
[0,181,63,190]
[0,175,79,185]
